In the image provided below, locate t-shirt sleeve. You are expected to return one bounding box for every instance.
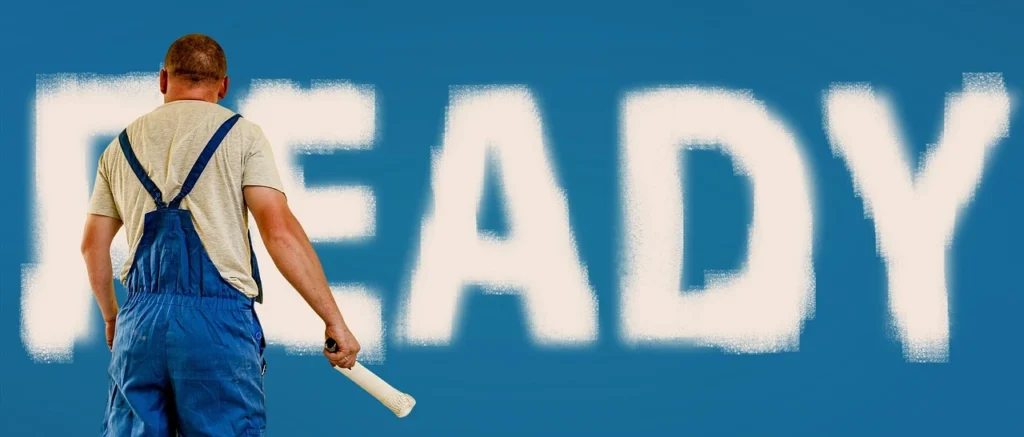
[87,148,122,220]
[242,127,286,194]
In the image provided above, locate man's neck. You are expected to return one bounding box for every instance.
[164,95,218,104]
[163,85,219,104]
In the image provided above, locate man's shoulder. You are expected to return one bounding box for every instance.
[232,116,265,137]
[200,103,265,140]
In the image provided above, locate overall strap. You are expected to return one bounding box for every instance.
[168,114,243,209]
[249,231,264,303]
[118,130,167,208]
[164,113,263,302]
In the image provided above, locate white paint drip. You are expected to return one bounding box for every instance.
[619,87,816,353]
[400,86,599,346]
[239,80,384,361]
[823,73,1011,362]
[23,73,162,362]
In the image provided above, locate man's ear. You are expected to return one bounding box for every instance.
[159,69,168,95]
[218,76,230,100]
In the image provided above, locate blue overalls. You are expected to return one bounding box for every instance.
[102,114,268,436]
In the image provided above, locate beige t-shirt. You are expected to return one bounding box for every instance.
[88,100,285,298]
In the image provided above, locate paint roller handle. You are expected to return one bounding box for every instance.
[324,337,417,418]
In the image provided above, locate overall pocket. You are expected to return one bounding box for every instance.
[249,306,267,376]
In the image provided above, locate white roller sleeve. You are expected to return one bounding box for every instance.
[334,362,417,418]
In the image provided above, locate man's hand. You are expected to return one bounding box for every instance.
[324,323,360,369]
[105,316,117,350]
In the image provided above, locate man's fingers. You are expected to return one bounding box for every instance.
[324,348,357,368]
[322,336,358,368]
[326,353,356,369]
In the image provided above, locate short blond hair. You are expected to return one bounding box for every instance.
[164,34,227,84]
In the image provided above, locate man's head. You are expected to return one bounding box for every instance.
[160,34,229,103]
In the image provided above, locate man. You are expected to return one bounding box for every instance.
[81,33,361,436]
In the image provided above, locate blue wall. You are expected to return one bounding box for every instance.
[2,1,1022,435]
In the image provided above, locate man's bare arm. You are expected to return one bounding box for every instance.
[81,214,123,323]
[244,186,359,367]
[243,186,347,327]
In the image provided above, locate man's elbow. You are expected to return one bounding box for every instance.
[261,218,294,249]
[81,229,111,258]
[81,233,92,255]
[80,236,104,258]
[81,214,121,257]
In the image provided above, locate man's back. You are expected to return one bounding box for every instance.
[82,33,360,436]
[88,100,283,297]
